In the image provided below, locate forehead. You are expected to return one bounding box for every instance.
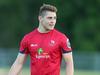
[44,11,56,17]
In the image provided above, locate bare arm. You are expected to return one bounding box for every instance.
[63,52,74,75]
[8,53,27,75]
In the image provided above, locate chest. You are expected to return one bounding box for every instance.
[27,34,61,55]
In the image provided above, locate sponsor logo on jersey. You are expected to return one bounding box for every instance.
[36,48,50,59]
[38,48,43,55]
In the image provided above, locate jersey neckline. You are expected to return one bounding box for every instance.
[36,28,54,34]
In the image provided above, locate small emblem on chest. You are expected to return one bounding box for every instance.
[49,40,55,46]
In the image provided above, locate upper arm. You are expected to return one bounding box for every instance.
[60,34,72,53]
[15,34,29,65]
[62,52,73,63]
[60,34,73,62]
[19,34,29,54]
[15,53,28,65]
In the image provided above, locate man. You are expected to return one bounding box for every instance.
[8,4,74,75]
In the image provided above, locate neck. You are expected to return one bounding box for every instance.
[38,24,51,33]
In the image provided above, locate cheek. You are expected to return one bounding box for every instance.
[43,20,49,25]
[41,20,46,25]
[54,20,56,24]
[54,19,57,23]
[41,20,48,27]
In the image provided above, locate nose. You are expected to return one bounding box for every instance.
[50,21,54,24]
[50,21,55,25]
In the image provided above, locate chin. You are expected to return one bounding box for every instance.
[49,28,54,30]
[45,27,54,31]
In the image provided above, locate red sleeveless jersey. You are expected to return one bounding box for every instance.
[19,28,72,75]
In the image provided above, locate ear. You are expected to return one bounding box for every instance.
[38,16,42,22]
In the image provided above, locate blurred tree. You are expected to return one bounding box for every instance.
[0,0,100,52]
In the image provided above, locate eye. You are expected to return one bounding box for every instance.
[47,16,57,19]
[47,17,53,19]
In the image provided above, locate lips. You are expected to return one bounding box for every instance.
[49,23,54,26]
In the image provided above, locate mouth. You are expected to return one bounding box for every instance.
[49,24,54,26]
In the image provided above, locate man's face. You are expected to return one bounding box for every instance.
[39,11,57,30]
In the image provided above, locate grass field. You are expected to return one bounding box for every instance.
[0,67,100,75]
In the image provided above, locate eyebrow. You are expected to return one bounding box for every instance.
[46,16,57,19]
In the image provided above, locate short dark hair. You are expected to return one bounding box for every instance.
[39,4,57,16]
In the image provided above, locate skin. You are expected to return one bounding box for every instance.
[8,11,74,75]
[63,52,74,75]
[8,53,27,75]
[38,11,57,33]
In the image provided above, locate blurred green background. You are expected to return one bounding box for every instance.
[0,0,100,75]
